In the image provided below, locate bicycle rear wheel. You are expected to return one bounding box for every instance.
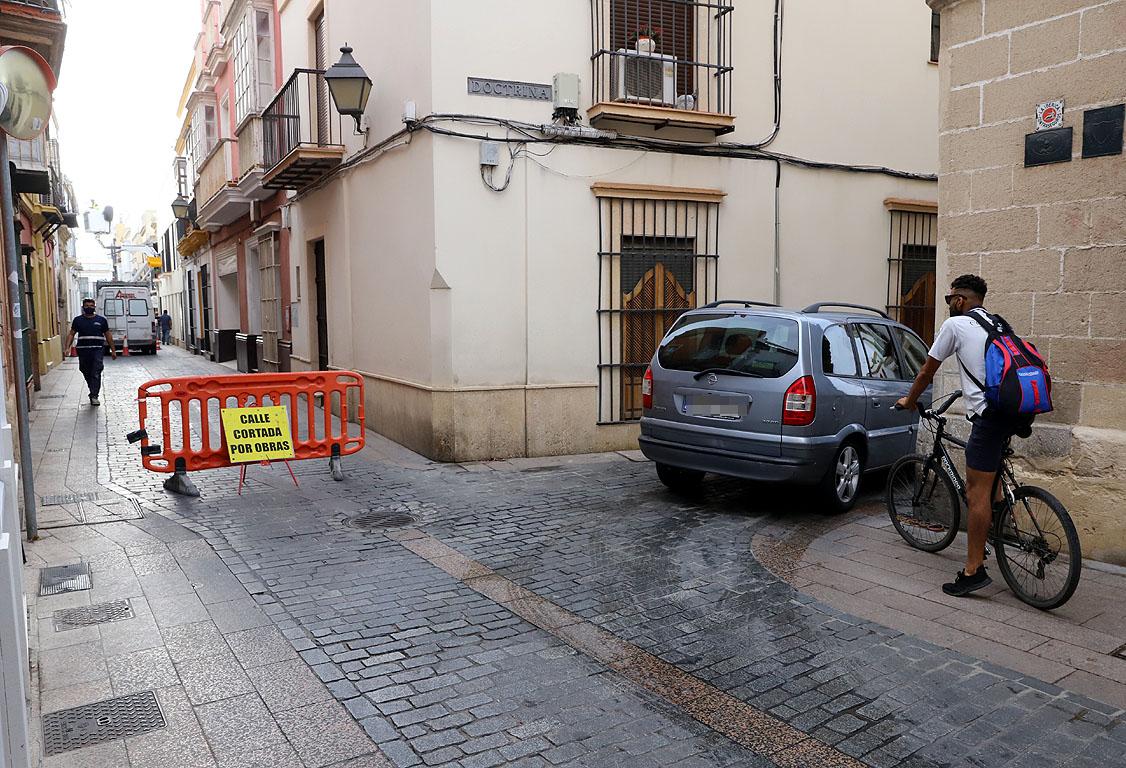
[994,486,1081,610]
[886,455,961,552]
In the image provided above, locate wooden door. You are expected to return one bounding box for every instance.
[620,261,693,420]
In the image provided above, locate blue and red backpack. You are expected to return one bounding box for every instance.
[961,310,1053,418]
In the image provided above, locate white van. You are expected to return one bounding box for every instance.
[95,283,156,354]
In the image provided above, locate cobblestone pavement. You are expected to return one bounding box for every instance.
[22,348,1126,768]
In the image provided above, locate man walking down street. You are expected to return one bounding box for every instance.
[896,274,1021,598]
[64,298,116,406]
[160,309,173,345]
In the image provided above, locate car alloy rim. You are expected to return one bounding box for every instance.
[836,446,860,502]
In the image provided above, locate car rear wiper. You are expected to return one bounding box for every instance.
[692,367,764,380]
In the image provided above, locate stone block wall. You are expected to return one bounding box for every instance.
[930,0,1126,563]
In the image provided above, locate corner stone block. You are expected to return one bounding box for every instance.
[945,208,1039,255]
[942,86,982,131]
[981,249,1062,293]
[984,0,1091,34]
[1049,338,1126,385]
[940,0,984,47]
[950,35,1010,88]
[1080,384,1126,431]
[1009,14,1080,75]
[1032,292,1090,337]
[1062,246,1126,292]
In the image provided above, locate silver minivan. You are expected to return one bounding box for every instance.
[638,301,931,512]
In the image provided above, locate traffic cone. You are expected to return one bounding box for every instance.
[122,336,130,357]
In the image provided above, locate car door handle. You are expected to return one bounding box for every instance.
[871,399,882,407]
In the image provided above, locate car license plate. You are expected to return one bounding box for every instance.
[683,395,745,420]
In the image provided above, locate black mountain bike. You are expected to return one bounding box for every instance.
[885,391,1081,610]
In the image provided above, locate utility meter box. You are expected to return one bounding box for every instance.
[553,73,581,111]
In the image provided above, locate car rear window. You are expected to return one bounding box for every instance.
[103,299,124,317]
[659,313,800,378]
[128,299,149,316]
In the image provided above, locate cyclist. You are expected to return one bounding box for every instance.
[896,274,1021,597]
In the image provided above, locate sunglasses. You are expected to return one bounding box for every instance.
[944,293,967,305]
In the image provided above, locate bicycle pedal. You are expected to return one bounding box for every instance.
[984,546,992,559]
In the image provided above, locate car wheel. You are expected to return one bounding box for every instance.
[655,463,705,495]
[820,441,864,514]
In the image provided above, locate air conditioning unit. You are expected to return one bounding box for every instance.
[612,49,676,106]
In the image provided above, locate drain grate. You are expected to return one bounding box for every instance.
[1113,644,1126,660]
[41,492,102,507]
[346,510,417,530]
[39,563,92,596]
[42,690,165,755]
[37,394,65,400]
[53,600,134,632]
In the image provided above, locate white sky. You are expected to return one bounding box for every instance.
[52,0,199,264]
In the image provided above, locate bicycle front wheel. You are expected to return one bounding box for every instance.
[886,455,961,552]
[994,486,1081,610]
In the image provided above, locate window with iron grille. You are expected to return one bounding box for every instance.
[598,196,720,423]
[591,0,734,115]
[886,209,938,343]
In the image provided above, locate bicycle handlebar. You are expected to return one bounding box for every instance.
[892,390,963,419]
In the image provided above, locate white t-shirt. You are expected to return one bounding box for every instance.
[928,308,990,417]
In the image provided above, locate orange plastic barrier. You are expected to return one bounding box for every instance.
[136,371,365,477]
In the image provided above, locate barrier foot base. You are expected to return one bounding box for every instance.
[329,455,344,481]
[164,471,200,497]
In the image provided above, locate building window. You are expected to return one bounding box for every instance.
[189,103,218,174]
[597,193,720,423]
[930,10,940,63]
[234,7,275,124]
[886,209,938,343]
[591,0,734,115]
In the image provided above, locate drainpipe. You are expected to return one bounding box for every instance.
[0,138,39,540]
[773,160,781,305]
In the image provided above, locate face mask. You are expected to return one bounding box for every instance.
[83,307,95,315]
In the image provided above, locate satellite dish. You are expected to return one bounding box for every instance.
[0,45,56,140]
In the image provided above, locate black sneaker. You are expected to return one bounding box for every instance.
[942,567,992,596]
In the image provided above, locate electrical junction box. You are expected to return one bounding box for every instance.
[479,141,501,167]
[553,73,580,111]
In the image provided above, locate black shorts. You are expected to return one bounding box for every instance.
[965,411,1018,473]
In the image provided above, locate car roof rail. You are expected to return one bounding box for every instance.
[701,300,781,309]
[802,302,891,319]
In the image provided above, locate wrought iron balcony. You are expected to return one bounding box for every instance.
[261,69,345,190]
[589,0,734,135]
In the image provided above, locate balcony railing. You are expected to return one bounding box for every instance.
[589,0,734,133]
[261,69,345,189]
[4,0,61,10]
[237,115,264,180]
[195,138,236,208]
[39,168,69,213]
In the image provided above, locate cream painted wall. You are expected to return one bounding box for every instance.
[777,171,937,310]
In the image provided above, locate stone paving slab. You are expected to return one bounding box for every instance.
[754,507,1126,709]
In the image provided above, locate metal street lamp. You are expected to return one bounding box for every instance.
[171,195,191,220]
[0,44,57,542]
[323,44,372,134]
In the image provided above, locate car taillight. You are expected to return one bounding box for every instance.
[783,375,816,426]
[642,367,654,410]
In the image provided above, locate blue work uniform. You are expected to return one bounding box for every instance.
[72,314,109,398]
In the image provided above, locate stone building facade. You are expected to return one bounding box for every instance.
[929,0,1126,563]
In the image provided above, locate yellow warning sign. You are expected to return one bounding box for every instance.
[220,406,295,463]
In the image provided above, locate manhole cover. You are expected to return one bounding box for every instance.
[1113,644,1126,660]
[42,691,165,755]
[39,563,92,596]
[41,492,102,507]
[53,600,134,632]
[346,511,417,530]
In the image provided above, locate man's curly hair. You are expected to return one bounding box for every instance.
[951,274,987,299]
